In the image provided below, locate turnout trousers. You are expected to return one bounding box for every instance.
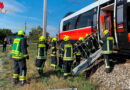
[37,59,46,76]
[75,55,81,66]
[37,59,46,71]
[13,59,27,82]
[51,56,57,69]
[57,57,64,72]
[63,61,73,78]
[103,54,112,73]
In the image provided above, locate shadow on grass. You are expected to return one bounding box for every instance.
[27,70,63,84]
[43,70,63,78]
[85,60,104,79]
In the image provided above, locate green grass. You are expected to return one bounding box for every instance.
[0,44,99,90]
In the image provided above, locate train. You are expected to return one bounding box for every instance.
[59,0,130,57]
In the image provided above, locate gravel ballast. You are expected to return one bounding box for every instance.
[87,59,130,89]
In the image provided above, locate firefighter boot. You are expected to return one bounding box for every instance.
[38,70,43,76]
[104,58,111,73]
[105,68,111,73]
[20,80,26,86]
[13,78,19,84]
[64,76,68,79]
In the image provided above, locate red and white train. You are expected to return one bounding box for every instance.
[59,0,130,55]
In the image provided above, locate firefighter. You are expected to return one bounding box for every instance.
[89,34,96,53]
[84,34,91,56]
[11,30,29,86]
[61,36,74,79]
[100,30,114,73]
[57,42,64,73]
[91,33,99,50]
[50,37,57,69]
[75,37,84,66]
[35,36,48,76]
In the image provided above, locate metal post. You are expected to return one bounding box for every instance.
[114,0,119,48]
[25,22,26,35]
[43,0,47,37]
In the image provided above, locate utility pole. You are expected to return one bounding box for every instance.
[43,0,47,37]
[25,21,26,34]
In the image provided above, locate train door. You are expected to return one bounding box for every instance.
[100,13,114,36]
[100,3,114,39]
[116,0,130,50]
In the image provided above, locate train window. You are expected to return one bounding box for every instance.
[63,20,70,31]
[63,16,78,31]
[68,16,78,30]
[117,5,123,25]
[93,13,97,28]
[76,10,93,29]
[105,16,110,30]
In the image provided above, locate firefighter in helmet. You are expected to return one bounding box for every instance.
[61,36,74,79]
[12,30,29,86]
[50,37,57,69]
[75,37,84,66]
[84,33,91,56]
[19,30,28,48]
[100,30,114,73]
[91,33,99,51]
[57,41,64,73]
[35,36,48,76]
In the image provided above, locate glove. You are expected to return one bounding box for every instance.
[26,56,29,59]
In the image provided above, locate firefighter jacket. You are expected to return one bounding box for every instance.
[51,42,57,56]
[91,34,99,50]
[12,36,28,60]
[100,33,114,54]
[61,41,74,61]
[74,42,81,56]
[37,41,48,59]
[84,37,93,52]
[59,41,64,58]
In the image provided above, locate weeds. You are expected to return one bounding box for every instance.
[0,44,98,90]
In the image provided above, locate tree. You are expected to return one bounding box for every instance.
[0,29,13,42]
[28,26,49,42]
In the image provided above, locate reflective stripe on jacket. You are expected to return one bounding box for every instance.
[12,37,24,59]
[101,33,114,54]
[63,43,74,61]
[37,41,47,59]
[51,42,56,56]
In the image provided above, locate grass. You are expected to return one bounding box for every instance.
[0,44,98,90]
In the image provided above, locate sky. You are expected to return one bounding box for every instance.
[0,0,94,37]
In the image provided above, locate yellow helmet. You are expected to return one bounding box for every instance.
[63,36,70,41]
[19,30,25,33]
[39,36,46,41]
[79,37,84,42]
[104,30,109,35]
[86,33,89,37]
[18,30,25,36]
[52,37,57,42]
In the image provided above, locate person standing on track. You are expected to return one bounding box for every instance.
[100,30,114,73]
